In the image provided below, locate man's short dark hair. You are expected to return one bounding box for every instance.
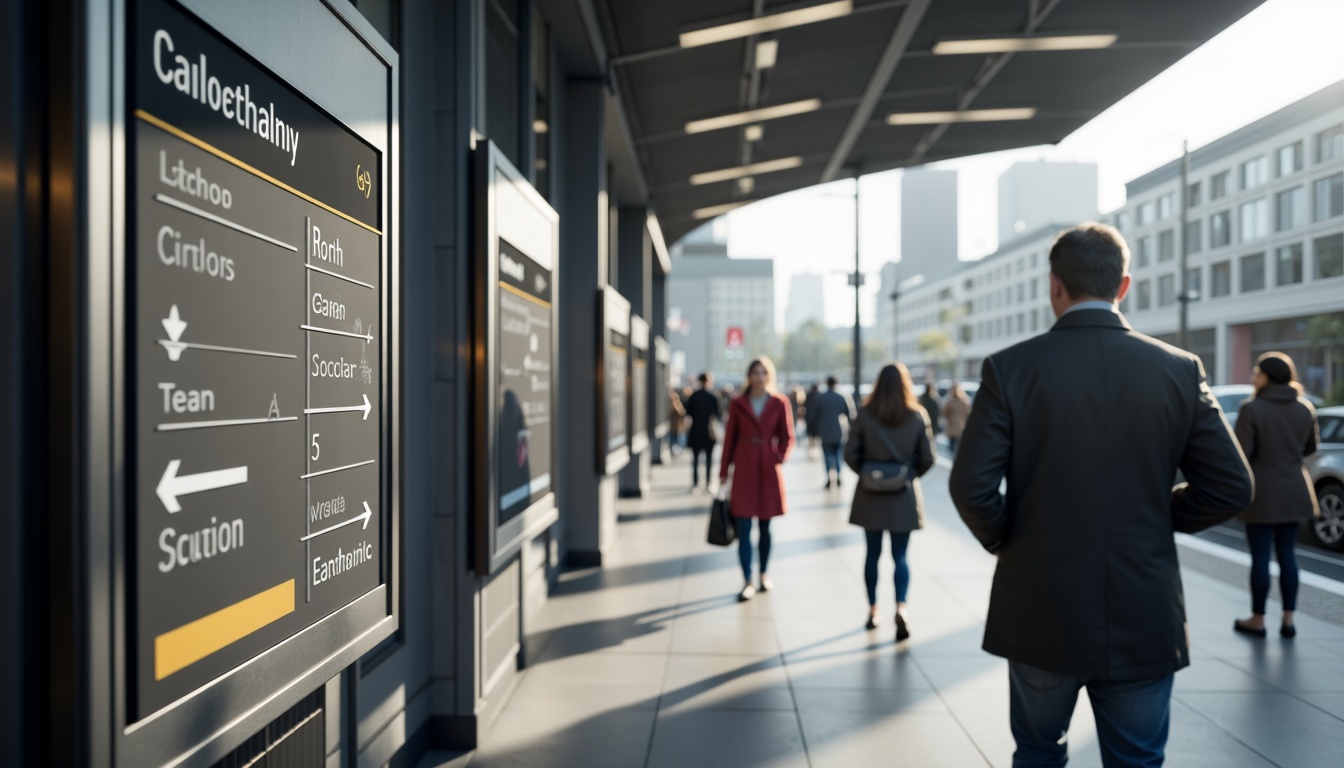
[826,376,838,388]
[1049,223,1130,300]
[698,373,710,384]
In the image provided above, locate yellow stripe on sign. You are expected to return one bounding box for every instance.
[154,580,295,680]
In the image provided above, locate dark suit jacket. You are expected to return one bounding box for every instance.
[1235,384,1319,525]
[809,389,856,445]
[685,388,722,450]
[948,309,1253,680]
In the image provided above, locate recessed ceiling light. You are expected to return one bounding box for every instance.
[755,39,779,69]
[680,1,853,48]
[932,34,1117,55]
[885,108,1037,125]
[685,99,821,135]
[690,156,804,186]
[693,201,754,220]
[738,177,756,194]
[744,125,764,142]
[533,119,549,134]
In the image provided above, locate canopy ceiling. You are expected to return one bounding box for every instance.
[590,0,1267,243]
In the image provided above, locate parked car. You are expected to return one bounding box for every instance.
[1306,406,1344,551]
[1210,384,1325,428]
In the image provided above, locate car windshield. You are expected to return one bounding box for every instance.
[1321,416,1343,443]
[1217,393,1250,414]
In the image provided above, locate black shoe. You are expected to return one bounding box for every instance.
[1281,624,1297,638]
[836,477,842,488]
[895,613,910,642]
[1233,619,1267,638]
[865,613,879,630]
[824,480,831,489]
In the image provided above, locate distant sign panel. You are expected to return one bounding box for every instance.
[130,0,386,719]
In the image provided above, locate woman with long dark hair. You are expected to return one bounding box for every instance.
[1233,351,1320,638]
[844,362,935,640]
[719,357,795,601]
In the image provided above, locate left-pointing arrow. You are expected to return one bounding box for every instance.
[300,501,373,542]
[157,459,248,513]
[303,394,372,420]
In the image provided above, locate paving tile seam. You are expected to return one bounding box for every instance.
[904,648,998,766]
[1171,695,1284,767]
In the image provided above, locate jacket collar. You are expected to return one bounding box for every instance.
[1258,383,1300,402]
[733,391,775,424]
[1049,308,1132,333]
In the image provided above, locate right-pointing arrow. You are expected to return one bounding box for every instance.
[157,459,248,513]
[303,394,372,420]
[299,501,373,542]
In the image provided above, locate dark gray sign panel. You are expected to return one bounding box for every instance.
[629,316,649,455]
[597,287,631,475]
[653,336,671,439]
[497,240,553,525]
[130,0,386,721]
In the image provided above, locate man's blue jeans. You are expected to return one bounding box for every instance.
[821,442,842,479]
[1009,661,1173,768]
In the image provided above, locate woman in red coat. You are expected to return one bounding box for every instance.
[719,357,795,601]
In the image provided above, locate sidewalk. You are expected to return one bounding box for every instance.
[438,448,1344,767]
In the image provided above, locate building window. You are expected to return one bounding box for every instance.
[1138,202,1155,226]
[1276,186,1305,231]
[1240,156,1269,190]
[1136,279,1152,310]
[1276,243,1303,286]
[532,8,552,197]
[1157,193,1175,220]
[1314,173,1343,221]
[1238,198,1269,242]
[1136,235,1152,267]
[1185,267,1202,300]
[1116,211,1130,231]
[1240,252,1266,292]
[1210,171,1229,200]
[1278,141,1303,176]
[1030,278,1038,300]
[1210,210,1231,247]
[1317,233,1344,279]
[1158,229,1175,262]
[486,0,524,167]
[1017,314,1025,334]
[1184,220,1202,254]
[1030,311,1038,332]
[1316,125,1343,164]
[1211,261,1232,297]
[1187,182,1201,207]
[1119,295,1130,314]
[1158,274,1176,306]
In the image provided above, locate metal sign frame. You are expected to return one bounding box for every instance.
[472,141,561,577]
[629,316,650,455]
[597,286,632,476]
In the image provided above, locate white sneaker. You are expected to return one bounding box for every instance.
[759,576,774,592]
[737,583,756,602]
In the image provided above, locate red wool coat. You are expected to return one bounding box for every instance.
[719,392,796,519]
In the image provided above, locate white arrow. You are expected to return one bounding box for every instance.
[301,324,373,344]
[156,459,248,513]
[162,305,189,361]
[303,394,372,420]
[300,501,373,542]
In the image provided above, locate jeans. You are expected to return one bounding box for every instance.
[822,442,842,479]
[863,530,911,605]
[1008,661,1173,768]
[735,517,772,580]
[691,446,714,487]
[1246,522,1300,614]
[947,436,960,455]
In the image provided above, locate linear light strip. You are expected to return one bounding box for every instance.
[886,108,1037,125]
[693,201,754,220]
[686,99,821,135]
[680,0,853,48]
[689,156,803,186]
[932,34,1117,55]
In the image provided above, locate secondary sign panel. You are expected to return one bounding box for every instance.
[131,0,384,719]
[497,240,553,524]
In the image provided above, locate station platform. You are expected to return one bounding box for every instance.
[427,447,1344,768]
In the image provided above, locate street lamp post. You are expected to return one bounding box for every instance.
[1179,140,1190,350]
[852,175,862,390]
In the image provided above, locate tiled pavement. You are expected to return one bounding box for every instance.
[427,447,1344,767]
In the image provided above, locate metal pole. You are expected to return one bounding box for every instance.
[1178,140,1190,350]
[853,175,862,390]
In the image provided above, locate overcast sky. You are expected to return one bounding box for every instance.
[719,0,1344,330]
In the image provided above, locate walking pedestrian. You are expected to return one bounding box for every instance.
[844,362,935,640]
[666,387,687,457]
[810,376,856,488]
[804,383,821,451]
[1232,351,1320,639]
[685,373,721,492]
[719,357,795,601]
[941,383,972,456]
[949,223,1253,768]
[919,377,942,436]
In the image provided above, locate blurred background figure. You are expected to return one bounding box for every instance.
[666,387,686,458]
[941,383,973,457]
[810,376,856,489]
[685,373,722,492]
[804,383,821,453]
[919,377,942,438]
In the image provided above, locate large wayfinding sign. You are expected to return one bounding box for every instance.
[128,0,392,731]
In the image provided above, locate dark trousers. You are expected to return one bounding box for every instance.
[863,529,911,605]
[735,517,772,580]
[690,446,714,487]
[1246,522,1300,614]
[1009,661,1173,768]
[821,442,842,478]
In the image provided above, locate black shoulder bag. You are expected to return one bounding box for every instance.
[858,411,912,493]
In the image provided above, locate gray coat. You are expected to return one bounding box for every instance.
[809,389,856,444]
[1234,384,1320,524]
[844,406,935,532]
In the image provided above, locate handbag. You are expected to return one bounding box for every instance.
[858,411,911,494]
[706,493,737,546]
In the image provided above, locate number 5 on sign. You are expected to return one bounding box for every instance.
[311,433,320,461]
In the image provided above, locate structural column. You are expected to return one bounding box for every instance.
[618,208,652,497]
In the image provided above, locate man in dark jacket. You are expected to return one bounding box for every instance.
[918,378,942,436]
[684,373,722,491]
[809,376,856,488]
[949,223,1253,767]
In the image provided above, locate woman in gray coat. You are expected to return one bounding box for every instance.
[1233,352,1320,638]
[844,363,935,640]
